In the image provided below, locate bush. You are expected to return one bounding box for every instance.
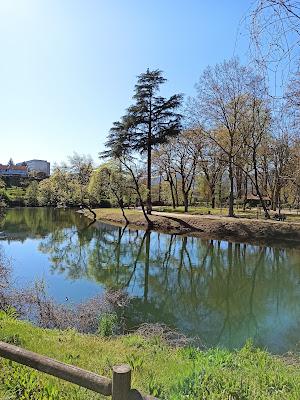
[0,190,9,202]
[99,199,112,208]
[98,312,118,337]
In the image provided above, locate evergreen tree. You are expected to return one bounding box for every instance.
[105,69,183,214]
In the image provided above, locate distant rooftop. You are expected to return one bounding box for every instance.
[0,164,27,171]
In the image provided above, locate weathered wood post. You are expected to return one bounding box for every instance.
[112,364,131,400]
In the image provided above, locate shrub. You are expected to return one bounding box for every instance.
[98,312,118,337]
[99,199,111,208]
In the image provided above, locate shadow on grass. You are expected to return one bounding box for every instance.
[156,215,203,235]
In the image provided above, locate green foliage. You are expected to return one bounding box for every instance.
[125,353,144,371]
[37,178,53,206]
[0,315,300,400]
[148,374,165,398]
[103,69,183,213]
[88,162,135,209]
[0,178,6,190]
[1,363,61,400]
[0,185,9,208]
[98,312,119,337]
[105,70,183,157]
[173,370,202,398]
[36,155,94,208]
[0,190,9,202]
[88,165,110,204]
[0,306,18,321]
[37,169,81,207]
[24,181,39,206]
[0,334,23,346]
[2,187,26,206]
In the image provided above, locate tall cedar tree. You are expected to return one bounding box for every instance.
[104,69,183,214]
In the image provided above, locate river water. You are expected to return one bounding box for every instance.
[1,207,300,353]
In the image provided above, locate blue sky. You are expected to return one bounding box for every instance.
[0,0,252,167]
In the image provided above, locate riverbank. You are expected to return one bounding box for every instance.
[1,318,300,399]
[82,208,300,246]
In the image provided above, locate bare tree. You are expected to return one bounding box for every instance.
[153,148,179,209]
[239,78,272,218]
[198,135,224,209]
[269,133,293,211]
[250,0,300,92]
[154,131,202,212]
[169,131,202,212]
[188,58,256,217]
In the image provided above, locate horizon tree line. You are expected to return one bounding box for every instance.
[100,58,300,222]
[1,59,299,224]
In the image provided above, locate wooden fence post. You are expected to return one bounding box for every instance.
[112,364,131,400]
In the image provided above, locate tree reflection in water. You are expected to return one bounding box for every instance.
[2,208,300,352]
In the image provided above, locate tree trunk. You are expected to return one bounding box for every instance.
[112,189,129,225]
[253,150,270,219]
[174,176,179,207]
[118,200,129,225]
[228,158,235,217]
[147,144,152,214]
[211,194,215,209]
[243,174,248,211]
[144,231,150,303]
[183,192,189,212]
[146,99,152,215]
[120,159,152,227]
[235,166,243,200]
[218,176,223,208]
[167,175,176,209]
[158,174,162,203]
[81,203,96,222]
[210,184,216,209]
[277,188,282,215]
[170,184,176,209]
[274,185,280,212]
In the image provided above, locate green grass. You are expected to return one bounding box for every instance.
[0,187,26,205]
[5,187,26,196]
[154,205,227,215]
[154,206,300,222]
[0,318,300,399]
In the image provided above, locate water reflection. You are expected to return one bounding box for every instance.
[1,208,300,352]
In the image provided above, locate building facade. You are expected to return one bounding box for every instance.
[0,159,50,178]
[0,164,28,177]
[23,160,50,177]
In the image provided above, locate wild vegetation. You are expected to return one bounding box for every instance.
[1,315,300,399]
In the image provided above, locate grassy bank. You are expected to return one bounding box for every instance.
[84,208,300,245]
[0,187,26,206]
[154,206,300,223]
[0,318,300,399]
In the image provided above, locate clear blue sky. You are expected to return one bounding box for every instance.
[0,0,252,167]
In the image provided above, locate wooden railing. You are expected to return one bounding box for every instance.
[0,341,158,400]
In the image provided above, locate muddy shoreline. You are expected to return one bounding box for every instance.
[79,209,300,248]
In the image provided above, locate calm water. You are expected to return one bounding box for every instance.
[1,207,300,353]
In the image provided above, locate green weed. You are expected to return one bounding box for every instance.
[98,312,118,337]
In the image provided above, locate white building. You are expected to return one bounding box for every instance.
[17,160,50,177]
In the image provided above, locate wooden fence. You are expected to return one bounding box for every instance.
[0,341,158,400]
